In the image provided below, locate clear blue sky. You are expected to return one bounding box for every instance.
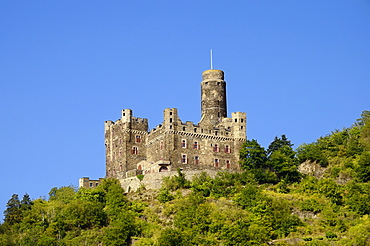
[1,1,369,218]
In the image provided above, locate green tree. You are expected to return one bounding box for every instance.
[297,143,328,167]
[267,134,293,156]
[268,145,301,183]
[355,151,370,182]
[3,194,22,225]
[157,228,188,246]
[48,186,76,203]
[20,193,33,211]
[240,139,267,170]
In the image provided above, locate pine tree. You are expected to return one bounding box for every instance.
[20,193,33,211]
[3,194,22,225]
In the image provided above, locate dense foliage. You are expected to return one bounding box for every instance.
[1,111,369,245]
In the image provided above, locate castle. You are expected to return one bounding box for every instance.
[80,69,247,190]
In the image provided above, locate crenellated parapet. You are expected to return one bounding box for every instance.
[103,68,247,182]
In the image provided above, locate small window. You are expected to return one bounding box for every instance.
[181,154,187,164]
[95,183,99,187]
[213,144,219,152]
[183,127,186,131]
[205,82,208,85]
[123,113,125,116]
[193,141,199,149]
[136,135,141,143]
[170,118,173,123]
[241,119,244,123]
[170,125,172,129]
[181,139,187,148]
[119,138,122,144]
[160,141,164,150]
[226,160,231,169]
[215,131,218,136]
[194,156,199,164]
[235,119,237,122]
[194,128,197,132]
[217,82,220,85]
[89,182,93,187]
[170,112,172,115]
[241,126,244,129]
[225,145,231,153]
[214,159,219,167]
[131,147,138,155]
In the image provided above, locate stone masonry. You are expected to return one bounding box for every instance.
[104,69,247,185]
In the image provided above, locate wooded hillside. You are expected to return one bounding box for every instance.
[1,111,369,245]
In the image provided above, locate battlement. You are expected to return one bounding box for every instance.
[103,68,247,183]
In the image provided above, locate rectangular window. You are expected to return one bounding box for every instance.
[136,135,141,143]
[225,145,231,153]
[131,147,138,155]
[214,159,219,167]
[181,154,187,164]
[213,144,219,152]
[181,139,187,148]
[226,160,231,169]
[193,141,199,149]
[194,156,199,164]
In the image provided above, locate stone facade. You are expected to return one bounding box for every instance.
[79,177,104,189]
[104,69,247,181]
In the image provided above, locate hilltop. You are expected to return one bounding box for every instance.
[1,111,369,245]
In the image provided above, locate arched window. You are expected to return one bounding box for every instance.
[225,145,231,153]
[213,144,219,152]
[181,154,187,164]
[226,160,231,169]
[214,159,219,167]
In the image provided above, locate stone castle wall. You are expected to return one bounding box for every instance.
[101,69,247,189]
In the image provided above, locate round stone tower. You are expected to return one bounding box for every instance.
[200,69,227,125]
